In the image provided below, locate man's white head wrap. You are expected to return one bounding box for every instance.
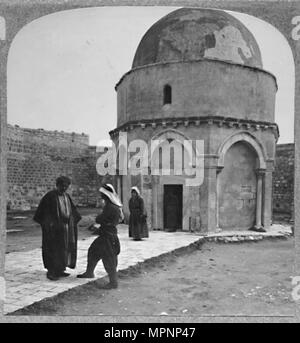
[99,184,123,207]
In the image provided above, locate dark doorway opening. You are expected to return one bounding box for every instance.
[163,184,183,231]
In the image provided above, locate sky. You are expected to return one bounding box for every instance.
[7,6,295,145]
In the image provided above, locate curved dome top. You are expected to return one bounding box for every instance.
[132,8,262,69]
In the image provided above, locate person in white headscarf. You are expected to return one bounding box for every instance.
[77,184,123,289]
[106,184,124,222]
[128,186,149,241]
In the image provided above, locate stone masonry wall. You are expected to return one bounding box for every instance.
[272,143,294,220]
[7,124,111,210]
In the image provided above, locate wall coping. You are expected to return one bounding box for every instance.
[7,123,89,139]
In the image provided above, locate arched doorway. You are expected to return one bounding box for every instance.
[148,129,198,231]
[218,141,258,229]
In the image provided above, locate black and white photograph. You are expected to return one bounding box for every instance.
[0,0,299,324]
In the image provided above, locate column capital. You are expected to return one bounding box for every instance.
[266,159,275,172]
[216,166,224,174]
[256,168,266,176]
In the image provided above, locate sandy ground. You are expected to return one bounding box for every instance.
[12,238,295,317]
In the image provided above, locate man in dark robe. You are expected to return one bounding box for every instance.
[33,176,81,281]
[77,184,122,289]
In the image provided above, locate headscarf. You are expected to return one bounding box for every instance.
[99,184,123,207]
[131,186,141,196]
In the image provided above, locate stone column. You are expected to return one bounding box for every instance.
[141,173,152,229]
[116,175,122,202]
[207,166,218,232]
[262,161,274,231]
[199,156,218,233]
[182,185,190,231]
[254,169,265,230]
[157,182,164,229]
[215,166,223,231]
[152,176,159,230]
[121,173,131,223]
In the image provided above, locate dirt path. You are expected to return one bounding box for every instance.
[13,238,295,317]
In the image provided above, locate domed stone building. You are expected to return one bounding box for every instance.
[109,8,278,232]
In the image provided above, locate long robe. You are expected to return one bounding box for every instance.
[128,196,149,239]
[33,190,81,273]
[88,201,121,273]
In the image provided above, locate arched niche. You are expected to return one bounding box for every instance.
[217,131,267,170]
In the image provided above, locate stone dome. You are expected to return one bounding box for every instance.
[132,8,262,69]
